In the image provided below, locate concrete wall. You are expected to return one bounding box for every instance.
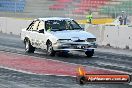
[86,24,132,49]
[0,17,31,35]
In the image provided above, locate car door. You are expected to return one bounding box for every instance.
[25,21,36,45]
[35,21,47,49]
[30,20,40,48]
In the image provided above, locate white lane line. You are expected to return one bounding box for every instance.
[0,66,78,87]
[9,52,132,74]
[0,66,76,77]
[0,45,131,86]
[0,51,131,86]
[0,45,131,75]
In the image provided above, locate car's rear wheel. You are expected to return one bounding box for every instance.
[85,49,94,57]
[25,39,35,53]
[47,41,55,56]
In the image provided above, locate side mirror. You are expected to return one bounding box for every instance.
[81,28,85,31]
[39,29,44,33]
[79,24,85,30]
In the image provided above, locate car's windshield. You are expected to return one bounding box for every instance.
[45,20,82,31]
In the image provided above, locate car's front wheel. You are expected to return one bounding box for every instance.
[85,49,94,57]
[24,39,35,53]
[46,41,55,56]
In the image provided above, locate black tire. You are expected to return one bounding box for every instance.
[46,41,55,56]
[24,39,35,53]
[85,49,94,57]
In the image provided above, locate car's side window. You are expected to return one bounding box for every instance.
[45,21,51,31]
[32,21,39,31]
[66,21,72,30]
[27,21,35,31]
[37,21,44,31]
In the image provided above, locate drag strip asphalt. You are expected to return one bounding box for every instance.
[0,33,132,88]
[0,50,126,77]
[0,33,132,74]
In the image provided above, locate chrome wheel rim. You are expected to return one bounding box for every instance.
[47,45,52,54]
[25,41,29,51]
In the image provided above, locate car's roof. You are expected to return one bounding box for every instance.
[38,17,73,21]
